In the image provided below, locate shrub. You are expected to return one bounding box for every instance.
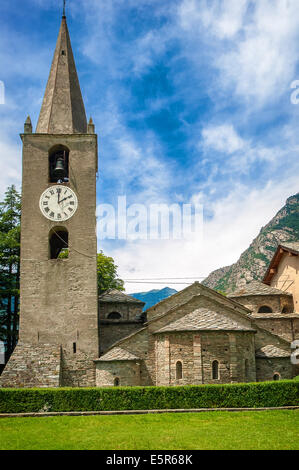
[0,380,298,414]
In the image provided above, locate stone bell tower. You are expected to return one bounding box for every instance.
[0,14,99,388]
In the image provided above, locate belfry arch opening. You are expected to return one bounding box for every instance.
[49,145,69,183]
[49,227,69,259]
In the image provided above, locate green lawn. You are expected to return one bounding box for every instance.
[0,410,298,450]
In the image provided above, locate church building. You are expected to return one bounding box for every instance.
[0,15,298,389]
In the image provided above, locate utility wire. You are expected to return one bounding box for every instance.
[124,277,206,281]
[124,281,196,285]
[52,228,95,259]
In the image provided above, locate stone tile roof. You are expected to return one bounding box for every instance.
[99,289,145,304]
[155,308,255,334]
[95,347,140,362]
[251,313,299,319]
[255,345,290,358]
[228,280,291,298]
[280,242,299,254]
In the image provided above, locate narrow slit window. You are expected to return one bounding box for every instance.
[73,342,76,354]
[176,361,183,380]
[212,360,219,380]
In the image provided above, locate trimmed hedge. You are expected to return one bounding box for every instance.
[0,380,298,413]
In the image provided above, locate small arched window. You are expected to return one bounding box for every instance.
[273,373,281,381]
[258,305,273,313]
[107,312,122,320]
[49,145,69,183]
[212,360,219,380]
[114,377,120,386]
[176,361,183,380]
[49,227,68,259]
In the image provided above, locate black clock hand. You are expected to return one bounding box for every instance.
[59,195,72,204]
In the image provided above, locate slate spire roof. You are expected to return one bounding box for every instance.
[36,16,87,134]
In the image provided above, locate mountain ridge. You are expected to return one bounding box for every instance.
[203,193,299,292]
[131,287,177,310]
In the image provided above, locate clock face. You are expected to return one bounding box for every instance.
[39,185,78,221]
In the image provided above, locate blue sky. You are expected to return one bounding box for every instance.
[1,0,299,292]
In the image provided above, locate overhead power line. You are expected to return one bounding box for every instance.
[125,281,197,285]
[123,276,207,281]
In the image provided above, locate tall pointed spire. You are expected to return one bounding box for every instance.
[36,16,87,134]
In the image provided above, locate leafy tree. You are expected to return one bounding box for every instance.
[97,251,125,295]
[0,185,21,362]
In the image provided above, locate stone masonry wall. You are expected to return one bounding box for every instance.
[60,348,96,387]
[96,294,256,387]
[169,333,194,386]
[231,294,294,314]
[19,133,99,360]
[99,321,143,355]
[154,331,256,386]
[95,361,140,387]
[99,302,143,321]
[253,317,299,342]
[256,357,294,381]
[0,342,61,388]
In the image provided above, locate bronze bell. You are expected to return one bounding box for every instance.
[53,157,65,180]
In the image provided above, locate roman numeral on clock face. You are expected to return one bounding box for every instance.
[40,185,78,221]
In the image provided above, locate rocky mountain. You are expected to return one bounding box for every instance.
[132,287,177,310]
[203,193,299,293]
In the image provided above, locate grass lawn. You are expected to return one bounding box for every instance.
[0,410,298,450]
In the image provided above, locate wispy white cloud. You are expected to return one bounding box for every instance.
[202,124,245,154]
[178,0,299,106]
